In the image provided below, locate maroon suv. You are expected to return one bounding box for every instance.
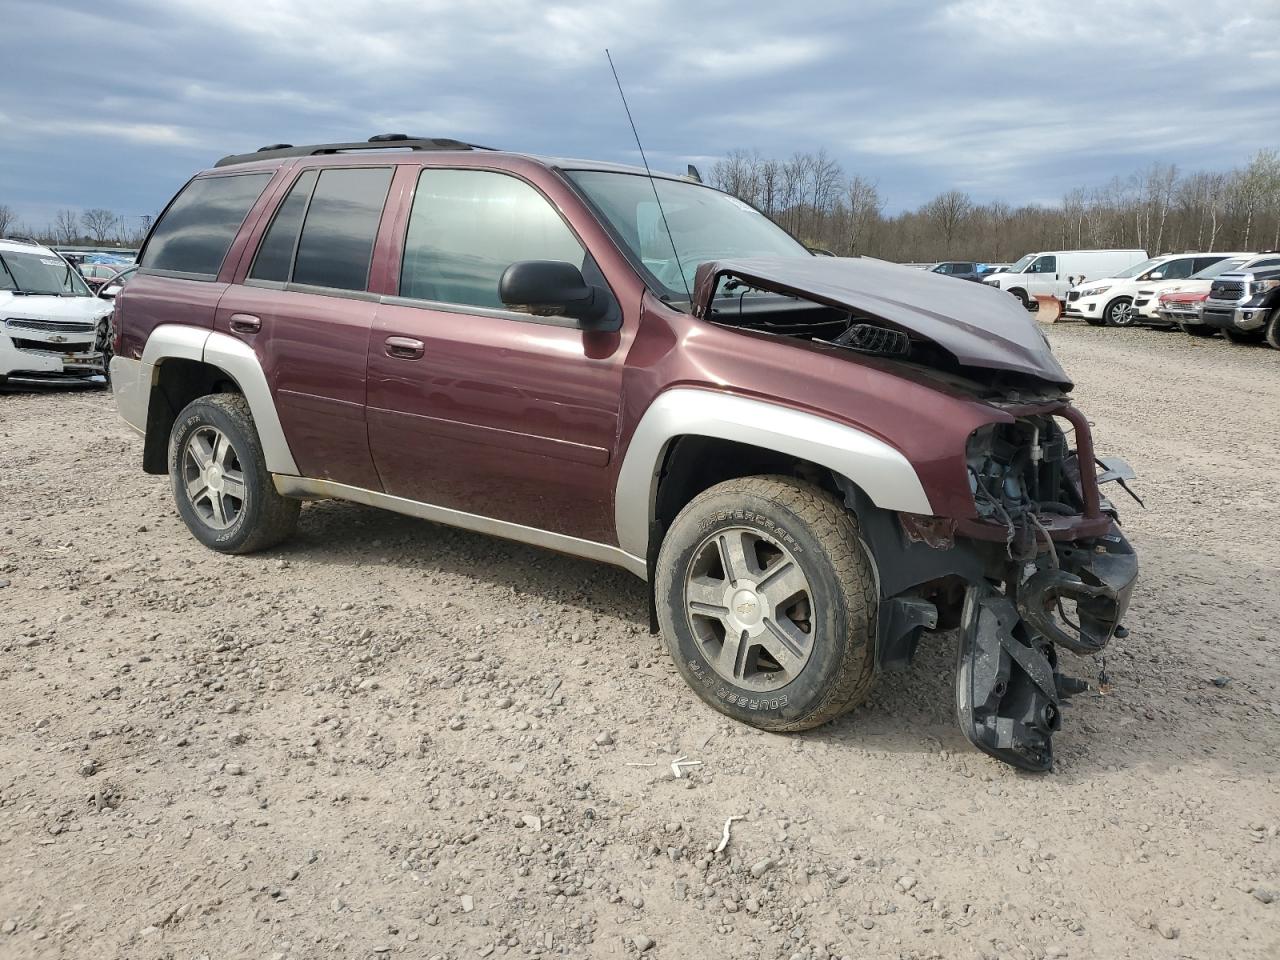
[109,135,1139,771]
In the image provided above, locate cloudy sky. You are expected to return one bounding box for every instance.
[3,0,1279,231]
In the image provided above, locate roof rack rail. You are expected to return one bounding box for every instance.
[2,234,40,245]
[214,134,495,168]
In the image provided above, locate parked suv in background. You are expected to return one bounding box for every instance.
[1063,252,1233,327]
[1199,258,1280,345]
[1,237,113,385]
[927,261,993,282]
[109,135,1140,771]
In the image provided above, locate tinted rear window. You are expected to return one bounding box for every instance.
[249,169,318,283]
[142,173,272,278]
[292,167,392,291]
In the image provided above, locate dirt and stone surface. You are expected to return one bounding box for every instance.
[1,323,1277,960]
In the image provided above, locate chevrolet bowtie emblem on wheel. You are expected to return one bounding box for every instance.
[735,600,757,617]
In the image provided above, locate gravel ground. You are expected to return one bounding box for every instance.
[1,323,1277,960]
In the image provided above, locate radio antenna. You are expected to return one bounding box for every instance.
[605,48,692,303]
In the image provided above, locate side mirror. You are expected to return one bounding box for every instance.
[500,260,611,328]
[1147,271,1163,280]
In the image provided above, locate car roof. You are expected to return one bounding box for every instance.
[202,139,693,184]
[0,237,59,257]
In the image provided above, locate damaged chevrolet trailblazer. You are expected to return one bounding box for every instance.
[108,136,1139,770]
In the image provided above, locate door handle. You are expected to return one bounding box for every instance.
[385,336,425,360]
[230,313,261,334]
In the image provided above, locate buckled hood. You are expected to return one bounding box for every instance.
[692,256,1072,389]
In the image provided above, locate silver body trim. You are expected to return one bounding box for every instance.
[109,355,148,434]
[118,324,300,475]
[274,476,647,578]
[203,331,299,474]
[614,388,934,559]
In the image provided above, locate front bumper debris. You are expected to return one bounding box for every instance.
[954,523,1138,771]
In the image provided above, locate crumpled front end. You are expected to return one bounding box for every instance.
[851,399,1139,772]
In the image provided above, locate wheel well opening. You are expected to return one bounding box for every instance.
[142,359,243,474]
[653,437,843,543]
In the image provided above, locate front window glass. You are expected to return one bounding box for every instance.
[400,169,586,308]
[0,250,91,296]
[1154,258,1195,280]
[1114,257,1161,279]
[1008,254,1036,273]
[142,173,272,277]
[567,170,809,299]
[1030,255,1056,274]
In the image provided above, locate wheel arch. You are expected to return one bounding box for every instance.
[136,325,298,476]
[618,390,934,638]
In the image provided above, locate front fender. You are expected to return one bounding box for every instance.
[614,388,932,558]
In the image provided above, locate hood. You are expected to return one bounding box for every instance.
[0,292,112,323]
[692,256,1072,389]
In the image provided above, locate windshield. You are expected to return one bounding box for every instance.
[1007,254,1036,273]
[1193,257,1246,280]
[566,170,809,299]
[0,250,91,296]
[1112,257,1161,279]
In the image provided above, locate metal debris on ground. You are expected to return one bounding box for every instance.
[670,756,702,778]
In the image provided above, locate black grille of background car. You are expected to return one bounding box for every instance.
[11,337,94,352]
[1067,291,1081,302]
[5,319,98,334]
[1210,281,1245,300]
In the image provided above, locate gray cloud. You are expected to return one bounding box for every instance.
[2,0,1278,227]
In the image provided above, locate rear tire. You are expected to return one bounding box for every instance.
[168,394,300,554]
[1103,297,1135,327]
[655,476,877,732]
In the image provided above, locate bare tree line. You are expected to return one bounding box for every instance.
[0,205,153,248]
[5,147,1280,261]
[710,148,1280,262]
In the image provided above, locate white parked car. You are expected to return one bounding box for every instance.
[982,249,1148,310]
[1065,252,1242,327]
[0,237,114,386]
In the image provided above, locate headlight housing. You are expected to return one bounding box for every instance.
[1078,285,1111,298]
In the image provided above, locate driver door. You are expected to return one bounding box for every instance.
[1027,255,1061,297]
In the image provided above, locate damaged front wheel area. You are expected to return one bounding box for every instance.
[953,527,1137,771]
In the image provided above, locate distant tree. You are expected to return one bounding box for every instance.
[922,190,973,257]
[80,208,119,244]
[53,209,80,245]
[0,204,16,238]
[843,176,882,256]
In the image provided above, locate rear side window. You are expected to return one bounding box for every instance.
[400,169,585,308]
[143,173,272,278]
[291,167,392,291]
[249,170,319,283]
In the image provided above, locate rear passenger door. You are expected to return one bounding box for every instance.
[366,166,625,544]
[218,165,394,489]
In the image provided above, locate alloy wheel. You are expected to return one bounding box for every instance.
[181,425,246,530]
[683,526,815,690]
[1109,300,1134,326]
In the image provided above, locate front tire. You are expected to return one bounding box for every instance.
[1225,329,1264,345]
[655,476,877,732]
[1263,308,1280,350]
[1103,297,1135,327]
[168,394,300,554]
